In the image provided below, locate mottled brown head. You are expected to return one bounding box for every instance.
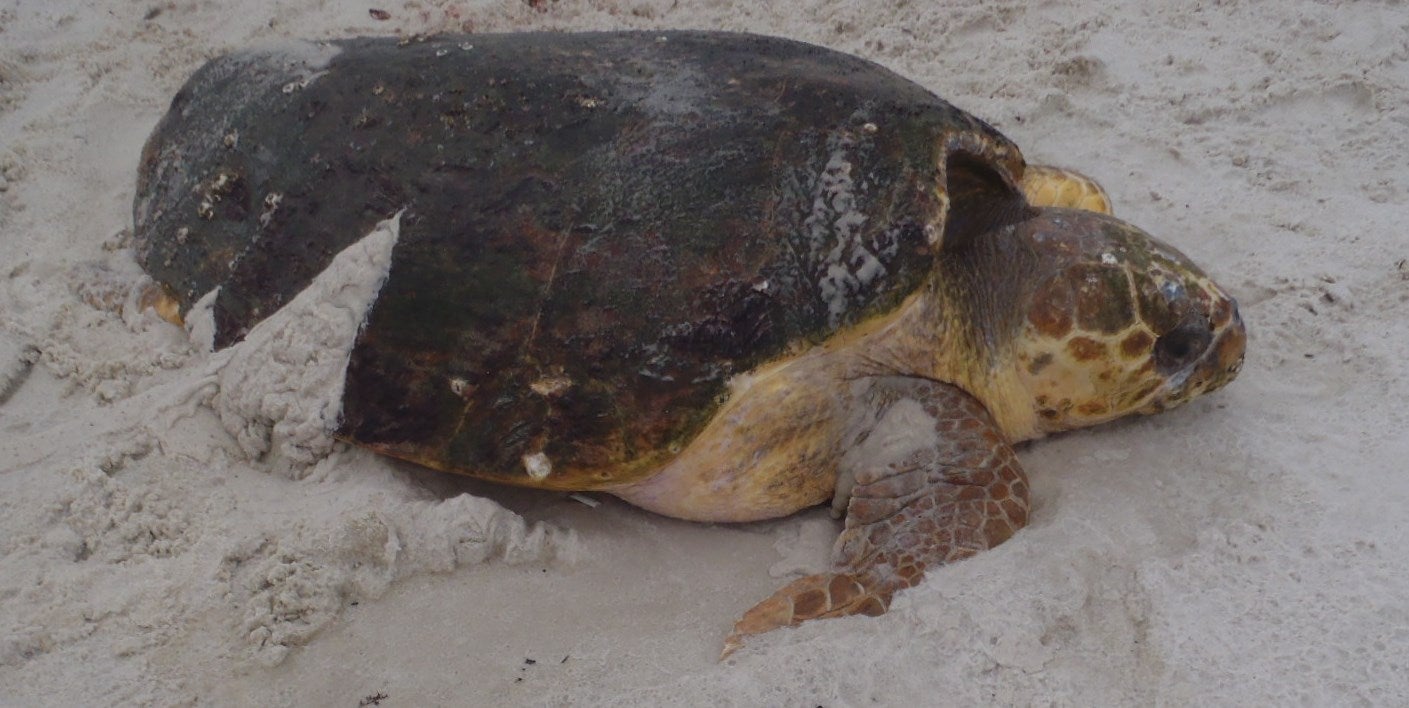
[991,208,1245,438]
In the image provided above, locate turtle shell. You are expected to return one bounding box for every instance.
[133,31,1025,488]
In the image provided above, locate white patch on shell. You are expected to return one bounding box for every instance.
[924,221,942,247]
[523,452,553,480]
[239,38,341,73]
[530,376,573,397]
[805,131,894,327]
[235,39,339,94]
[259,192,283,229]
[448,377,470,396]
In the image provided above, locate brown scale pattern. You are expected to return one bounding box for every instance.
[134,31,975,489]
[1066,335,1109,362]
[1120,330,1155,359]
[725,379,1028,655]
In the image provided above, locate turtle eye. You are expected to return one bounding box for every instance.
[1153,322,1212,371]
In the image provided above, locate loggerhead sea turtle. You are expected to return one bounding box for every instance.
[132,31,1246,654]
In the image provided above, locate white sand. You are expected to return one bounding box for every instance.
[2,0,1407,704]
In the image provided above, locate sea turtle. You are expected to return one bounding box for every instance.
[132,31,1246,654]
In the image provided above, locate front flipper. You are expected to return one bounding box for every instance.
[723,377,1029,657]
[1020,164,1113,215]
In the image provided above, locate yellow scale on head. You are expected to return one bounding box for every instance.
[988,164,1243,439]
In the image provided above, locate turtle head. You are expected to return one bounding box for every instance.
[987,208,1246,438]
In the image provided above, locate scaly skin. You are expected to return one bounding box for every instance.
[724,379,1027,657]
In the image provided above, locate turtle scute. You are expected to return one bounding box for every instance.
[131,31,1013,487]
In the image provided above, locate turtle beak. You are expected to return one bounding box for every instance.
[1199,301,1246,394]
[1141,295,1246,413]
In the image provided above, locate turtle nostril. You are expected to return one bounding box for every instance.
[1154,322,1212,371]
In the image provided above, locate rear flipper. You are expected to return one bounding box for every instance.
[723,377,1029,657]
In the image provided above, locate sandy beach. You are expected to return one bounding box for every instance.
[2,0,1407,704]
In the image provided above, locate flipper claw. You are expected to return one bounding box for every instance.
[722,573,888,658]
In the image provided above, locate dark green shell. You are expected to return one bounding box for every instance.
[133,31,1022,488]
